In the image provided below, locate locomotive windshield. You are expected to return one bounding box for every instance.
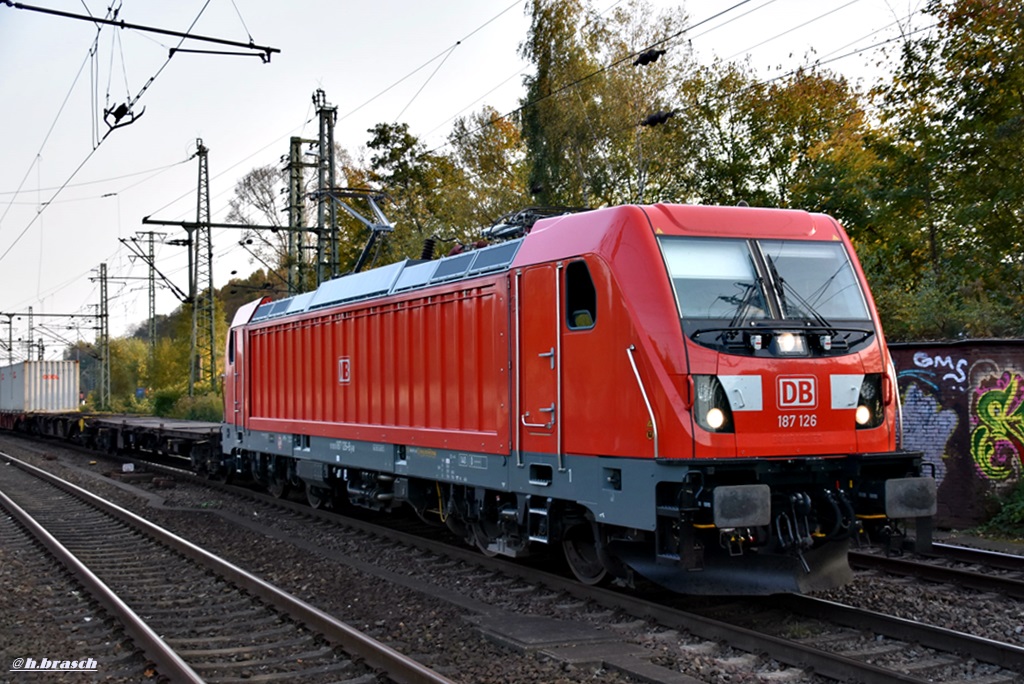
[758,239,871,321]
[659,236,873,353]
[660,238,768,320]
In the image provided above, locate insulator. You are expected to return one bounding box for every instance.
[633,48,666,67]
[420,237,436,260]
[640,110,676,127]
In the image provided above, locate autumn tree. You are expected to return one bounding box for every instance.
[225,165,290,276]
[519,0,606,205]
[333,122,476,268]
[108,337,149,410]
[519,0,696,206]
[446,106,531,229]
[866,0,1024,339]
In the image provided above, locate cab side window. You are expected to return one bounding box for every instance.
[566,260,597,330]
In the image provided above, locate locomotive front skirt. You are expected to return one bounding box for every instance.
[217,203,936,595]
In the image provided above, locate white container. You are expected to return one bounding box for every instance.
[0,360,80,412]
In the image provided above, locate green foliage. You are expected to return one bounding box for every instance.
[169,393,224,422]
[865,0,1024,338]
[860,247,1024,341]
[151,388,183,417]
[977,479,1024,538]
[152,390,223,422]
[345,121,460,265]
[520,0,695,206]
[447,106,532,227]
[110,393,151,415]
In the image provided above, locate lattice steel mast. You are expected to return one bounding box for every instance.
[313,90,338,286]
[97,263,110,409]
[287,135,316,294]
[190,139,216,396]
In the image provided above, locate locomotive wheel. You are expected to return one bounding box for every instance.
[267,474,288,499]
[563,524,608,585]
[306,485,330,510]
[470,523,498,557]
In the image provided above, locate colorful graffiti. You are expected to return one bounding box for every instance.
[892,342,1024,527]
[971,371,1024,481]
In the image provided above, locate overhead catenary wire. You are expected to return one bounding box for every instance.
[6,1,932,343]
[141,4,533,245]
[422,0,760,158]
[338,0,524,126]
[0,14,108,228]
[427,0,919,160]
[724,0,860,63]
[0,0,216,269]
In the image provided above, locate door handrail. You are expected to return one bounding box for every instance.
[626,344,658,459]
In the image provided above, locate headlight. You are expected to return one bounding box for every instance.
[706,407,726,429]
[856,374,884,429]
[694,375,734,433]
[772,332,807,356]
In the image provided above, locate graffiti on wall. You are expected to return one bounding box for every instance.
[971,371,1024,482]
[893,342,1024,527]
[900,383,954,487]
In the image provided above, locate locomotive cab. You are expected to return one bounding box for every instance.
[599,206,937,592]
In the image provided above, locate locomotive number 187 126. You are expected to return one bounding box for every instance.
[778,414,818,428]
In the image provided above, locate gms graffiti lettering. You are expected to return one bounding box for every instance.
[971,371,1024,481]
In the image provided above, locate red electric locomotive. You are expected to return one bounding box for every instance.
[219,203,935,595]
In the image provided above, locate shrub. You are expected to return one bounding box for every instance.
[977,480,1024,539]
[152,388,183,417]
[171,392,223,422]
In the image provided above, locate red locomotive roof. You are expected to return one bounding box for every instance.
[511,203,844,271]
[643,203,840,239]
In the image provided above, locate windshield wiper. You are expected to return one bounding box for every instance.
[765,255,835,332]
[725,279,763,329]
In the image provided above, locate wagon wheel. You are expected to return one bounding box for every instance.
[562,523,608,585]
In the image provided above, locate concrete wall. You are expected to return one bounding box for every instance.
[891,340,1024,528]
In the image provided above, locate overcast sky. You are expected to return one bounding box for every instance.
[0,0,929,352]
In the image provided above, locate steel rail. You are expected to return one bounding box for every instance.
[175,466,929,684]
[771,593,1024,671]
[0,452,457,684]
[850,550,1024,599]
[0,483,203,683]
[161,459,933,683]
[927,542,1024,571]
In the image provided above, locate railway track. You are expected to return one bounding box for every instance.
[0,451,455,684]
[0,500,154,681]
[170,465,1024,682]
[7,437,1024,683]
[850,544,1024,598]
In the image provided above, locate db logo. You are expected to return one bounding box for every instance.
[338,357,351,384]
[778,376,816,409]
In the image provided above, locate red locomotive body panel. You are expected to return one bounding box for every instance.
[243,278,511,454]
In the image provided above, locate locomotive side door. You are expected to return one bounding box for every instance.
[226,327,246,429]
[516,263,561,460]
